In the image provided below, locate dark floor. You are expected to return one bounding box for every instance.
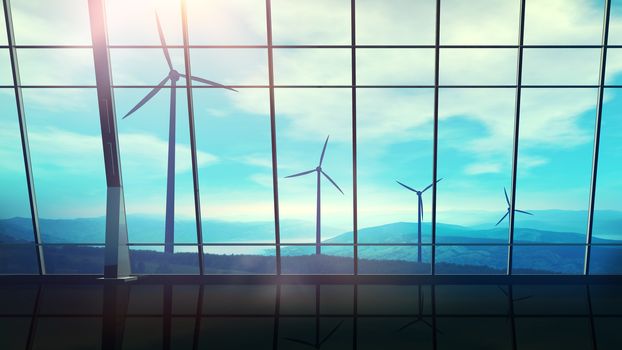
[1,280,621,349]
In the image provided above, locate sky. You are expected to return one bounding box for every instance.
[1,0,621,245]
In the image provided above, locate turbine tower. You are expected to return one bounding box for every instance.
[285,136,343,255]
[396,178,442,263]
[123,13,236,254]
[495,187,533,226]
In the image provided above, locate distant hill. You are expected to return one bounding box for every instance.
[1,210,620,275]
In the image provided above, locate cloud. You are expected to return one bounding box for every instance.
[249,173,273,188]
[464,162,502,175]
[236,154,273,169]
[118,132,218,176]
[0,125,217,177]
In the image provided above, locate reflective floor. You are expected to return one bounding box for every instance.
[1,281,621,349]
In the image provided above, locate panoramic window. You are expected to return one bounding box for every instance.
[0,0,620,276]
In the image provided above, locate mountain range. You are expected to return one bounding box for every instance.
[1,210,620,274]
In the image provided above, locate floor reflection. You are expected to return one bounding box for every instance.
[0,282,621,349]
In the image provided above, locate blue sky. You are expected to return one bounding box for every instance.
[1,0,621,246]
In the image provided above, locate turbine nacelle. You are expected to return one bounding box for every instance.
[495,187,534,226]
[169,69,181,82]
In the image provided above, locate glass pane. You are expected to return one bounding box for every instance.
[106,0,183,45]
[356,49,434,85]
[0,245,38,274]
[594,317,622,349]
[122,318,162,349]
[278,318,351,349]
[172,285,199,315]
[516,318,592,350]
[590,285,622,315]
[320,285,353,314]
[114,88,197,244]
[436,285,508,315]
[0,4,6,45]
[271,0,350,45]
[22,89,106,243]
[512,245,585,274]
[0,50,12,85]
[281,245,353,274]
[356,0,436,45]
[0,285,38,314]
[0,318,30,350]
[523,0,605,44]
[279,285,316,315]
[130,246,200,274]
[357,88,434,243]
[273,49,350,85]
[0,91,33,238]
[203,285,276,314]
[593,89,622,242]
[358,246,431,275]
[589,246,622,274]
[437,318,512,349]
[276,89,353,243]
[43,245,104,274]
[436,245,507,274]
[11,0,92,45]
[358,285,429,314]
[515,89,597,243]
[357,317,433,349]
[203,246,276,274]
[33,318,101,349]
[127,285,162,314]
[187,0,266,45]
[190,49,267,86]
[437,89,515,242]
[198,318,275,349]
[522,49,601,85]
[611,0,622,45]
[439,49,517,85]
[110,48,184,86]
[193,89,275,243]
[441,0,519,45]
[512,285,588,315]
[606,49,622,85]
[17,49,95,86]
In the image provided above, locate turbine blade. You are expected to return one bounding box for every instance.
[319,135,329,166]
[321,170,344,195]
[504,187,510,206]
[515,209,534,216]
[284,169,315,178]
[497,285,509,297]
[155,12,173,71]
[419,196,424,222]
[396,180,418,193]
[123,76,170,119]
[422,177,443,193]
[513,295,532,302]
[282,337,314,348]
[495,211,509,226]
[422,319,444,334]
[181,74,238,92]
[396,319,419,332]
[319,321,343,346]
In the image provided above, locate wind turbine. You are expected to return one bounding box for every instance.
[396,178,442,263]
[495,187,533,226]
[283,285,344,348]
[397,285,442,334]
[122,13,236,254]
[283,321,344,349]
[285,135,343,255]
